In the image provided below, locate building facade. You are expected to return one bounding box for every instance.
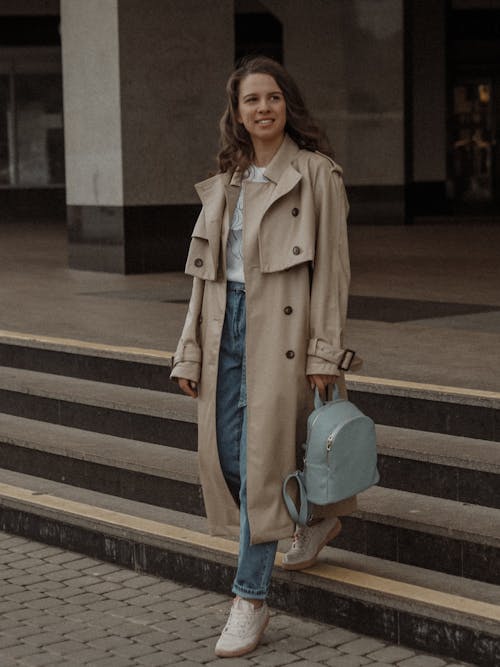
[0,0,499,272]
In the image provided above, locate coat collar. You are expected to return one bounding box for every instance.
[261,133,301,184]
[225,133,301,187]
[194,134,302,215]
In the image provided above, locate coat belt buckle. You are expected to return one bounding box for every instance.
[338,349,355,371]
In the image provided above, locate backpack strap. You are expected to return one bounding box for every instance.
[282,471,309,526]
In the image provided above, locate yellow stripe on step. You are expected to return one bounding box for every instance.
[348,374,500,402]
[0,329,173,361]
[0,481,499,624]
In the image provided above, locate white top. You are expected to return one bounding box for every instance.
[226,164,269,283]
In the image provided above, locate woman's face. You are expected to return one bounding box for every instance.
[237,73,286,146]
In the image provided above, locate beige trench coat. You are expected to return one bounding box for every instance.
[171,135,362,544]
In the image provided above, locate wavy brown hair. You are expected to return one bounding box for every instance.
[217,56,333,174]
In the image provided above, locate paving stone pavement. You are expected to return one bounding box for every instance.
[0,531,475,667]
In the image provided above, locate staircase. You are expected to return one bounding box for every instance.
[0,330,498,665]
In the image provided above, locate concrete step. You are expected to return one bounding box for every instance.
[0,468,498,666]
[0,414,498,586]
[348,374,500,441]
[376,424,500,509]
[0,329,180,393]
[0,365,197,448]
[1,329,499,439]
[0,366,499,508]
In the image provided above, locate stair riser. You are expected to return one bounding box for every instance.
[2,342,498,440]
[0,343,181,393]
[377,454,500,509]
[0,442,204,516]
[1,441,498,586]
[2,387,497,509]
[0,509,497,667]
[337,516,500,586]
[350,390,499,442]
[0,389,197,449]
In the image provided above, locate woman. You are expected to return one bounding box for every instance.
[170,55,361,658]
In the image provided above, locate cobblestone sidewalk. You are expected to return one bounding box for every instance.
[0,531,473,667]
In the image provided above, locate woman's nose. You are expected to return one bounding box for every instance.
[257,97,270,112]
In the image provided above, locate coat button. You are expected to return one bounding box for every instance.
[194,258,203,267]
[292,246,301,255]
[285,350,295,359]
[292,207,299,217]
[284,306,293,315]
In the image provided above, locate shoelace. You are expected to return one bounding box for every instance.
[291,526,312,550]
[223,605,256,637]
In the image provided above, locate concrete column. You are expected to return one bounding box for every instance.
[61,0,233,273]
[264,0,405,223]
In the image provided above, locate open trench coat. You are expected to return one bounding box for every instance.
[170,134,362,544]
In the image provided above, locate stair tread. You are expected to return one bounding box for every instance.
[0,412,197,483]
[0,466,498,630]
[0,365,195,421]
[0,414,498,547]
[0,329,172,365]
[1,366,499,471]
[377,424,500,472]
[348,374,500,409]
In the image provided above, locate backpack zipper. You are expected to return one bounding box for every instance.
[325,415,364,452]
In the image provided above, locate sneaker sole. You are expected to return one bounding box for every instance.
[281,518,342,571]
[214,610,270,658]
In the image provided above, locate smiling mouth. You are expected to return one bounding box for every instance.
[256,119,274,125]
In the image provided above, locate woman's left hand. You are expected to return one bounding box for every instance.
[307,374,338,400]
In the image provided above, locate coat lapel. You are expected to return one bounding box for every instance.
[194,173,229,272]
[262,134,302,215]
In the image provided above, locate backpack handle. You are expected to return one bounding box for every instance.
[314,384,341,410]
[282,471,309,526]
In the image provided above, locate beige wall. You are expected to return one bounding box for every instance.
[61,0,123,206]
[61,0,233,207]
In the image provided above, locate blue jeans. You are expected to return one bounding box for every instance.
[216,281,278,600]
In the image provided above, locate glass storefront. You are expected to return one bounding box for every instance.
[0,50,64,188]
[452,81,494,203]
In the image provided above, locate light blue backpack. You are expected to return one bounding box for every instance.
[283,387,379,525]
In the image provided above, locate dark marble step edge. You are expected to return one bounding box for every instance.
[0,366,193,421]
[0,486,498,666]
[347,375,500,409]
[0,340,180,393]
[1,380,500,508]
[376,452,500,510]
[1,334,499,408]
[0,411,498,549]
[0,387,197,450]
[0,413,498,548]
[0,364,497,442]
[1,434,499,587]
[349,388,499,442]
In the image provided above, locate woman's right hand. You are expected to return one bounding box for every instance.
[177,378,198,398]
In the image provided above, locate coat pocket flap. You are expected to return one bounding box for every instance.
[190,210,209,240]
[259,236,314,273]
[185,236,217,280]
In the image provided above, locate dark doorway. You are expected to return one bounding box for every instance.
[234,3,283,64]
[448,8,500,214]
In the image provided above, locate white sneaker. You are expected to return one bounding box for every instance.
[282,516,342,570]
[215,597,269,658]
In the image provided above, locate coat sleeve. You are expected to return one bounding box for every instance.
[306,165,362,377]
[170,276,205,383]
